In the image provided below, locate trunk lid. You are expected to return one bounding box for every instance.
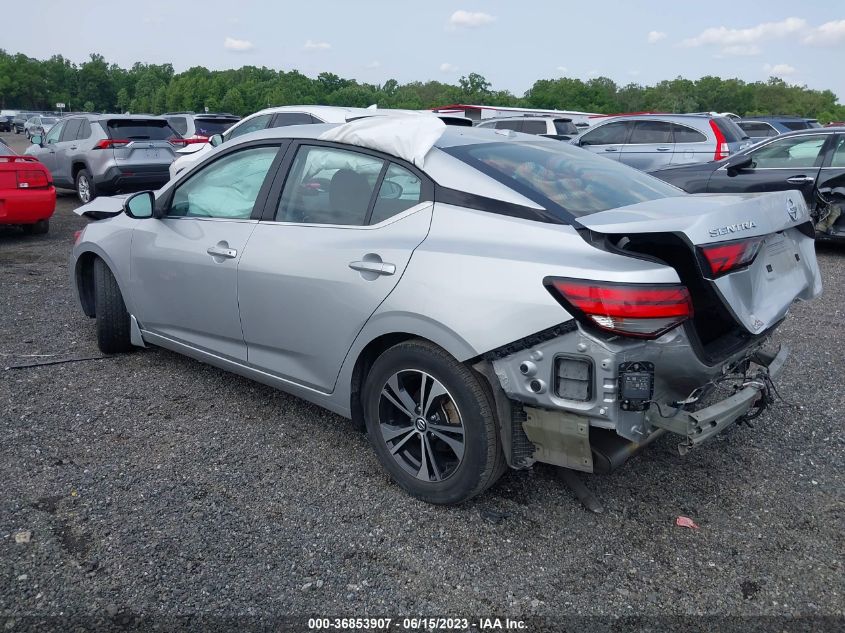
[579,191,822,338]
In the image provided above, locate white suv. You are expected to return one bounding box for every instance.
[476,116,579,139]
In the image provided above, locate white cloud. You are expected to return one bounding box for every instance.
[803,19,845,45]
[449,10,496,29]
[366,60,381,69]
[647,31,667,44]
[763,63,797,76]
[224,37,254,52]
[440,62,459,73]
[682,17,810,56]
[303,39,331,51]
[557,66,568,73]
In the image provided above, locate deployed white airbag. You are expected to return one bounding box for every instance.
[319,115,446,168]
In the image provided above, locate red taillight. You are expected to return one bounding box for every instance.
[709,120,729,160]
[699,237,763,277]
[94,139,130,149]
[170,136,208,146]
[547,278,693,339]
[17,169,49,189]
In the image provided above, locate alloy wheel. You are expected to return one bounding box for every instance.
[377,370,465,482]
[78,176,91,203]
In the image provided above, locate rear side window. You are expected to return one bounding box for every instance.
[193,117,239,136]
[449,140,681,218]
[273,112,318,127]
[276,146,384,225]
[370,164,423,224]
[77,119,91,140]
[106,119,177,140]
[579,121,632,145]
[672,123,707,143]
[522,120,547,135]
[167,116,189,136]
[495,120,523,131]
[712,117,744,142]
[628,120,673,144]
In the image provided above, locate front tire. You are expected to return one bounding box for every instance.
[93,258,132,354]
[362,340,504,505]
[76,169,96,204]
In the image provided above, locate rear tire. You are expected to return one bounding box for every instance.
[362,339,504,505]
[21,219,49,235]
[93,258,132,354]
[76,169,96,204]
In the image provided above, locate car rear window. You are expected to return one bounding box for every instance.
[106,119,178,140]
[712,117,745,142]
[447,140,682,219]
[781,121,810,131]
[41,117,58,125]
[193,117,239,136]
[554,119,578,135]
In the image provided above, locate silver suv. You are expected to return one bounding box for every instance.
[25,114,181,203]
[572,114,751,172]
[476,115,579,139]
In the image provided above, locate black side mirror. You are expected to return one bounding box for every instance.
[209,133,224,147]
[124,191,155,219]
[727,155,753,176]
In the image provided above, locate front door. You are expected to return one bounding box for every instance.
[707,133,832,205]
[238,143,434,392]
[129,144,283,362]
[32,119,65,176]
[576,120,633,161]
[620,120,675,171]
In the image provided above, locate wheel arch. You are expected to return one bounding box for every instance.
[72,246,134,318]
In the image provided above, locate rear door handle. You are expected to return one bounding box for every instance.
[603,147,618,152]
[207,245,237,259]
[349,260,396,276]
[656,147,672,152]
[786,176,814,184]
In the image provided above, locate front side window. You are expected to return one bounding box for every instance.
[225,113,272,141]
[749,135,827,169]
[448,140,682,218]
[276,146,384,225]
[628,120,673,144]
[370,164,423,224]
[44,121,64,144]
[579,121,632,145]
[169,146,279,219]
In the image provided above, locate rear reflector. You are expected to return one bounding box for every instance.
[709,119,729,160]
[547,278,693,339]
[94,139,130,149]
[17,169,49,189]
[699,237,763,277]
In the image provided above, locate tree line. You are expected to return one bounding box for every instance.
[2,50,844,122]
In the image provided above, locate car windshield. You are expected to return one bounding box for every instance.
[106,119,178,140]
[447,140,682,218]
[193,118,239,136]
[42,117,58,125]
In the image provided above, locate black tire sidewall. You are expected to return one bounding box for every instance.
[363,343,497,504]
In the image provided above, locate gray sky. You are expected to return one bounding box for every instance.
[14,0,845,101]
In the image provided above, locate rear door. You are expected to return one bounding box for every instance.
[237,142,434,392]
[129,143,285,361]
[671,122,711,165]
[575,121,632,161]
[706,133,833,205]
[619,120,674,171]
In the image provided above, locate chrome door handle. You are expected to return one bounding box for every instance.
[349,260,396,276]
[207,245,237,259]
[656,147,671,151]
[786,176,814,184]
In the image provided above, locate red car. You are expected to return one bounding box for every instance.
[0,140,55,234]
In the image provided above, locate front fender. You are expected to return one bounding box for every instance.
[70,220,136,316]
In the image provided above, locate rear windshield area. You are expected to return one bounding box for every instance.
[193,117,239,136]
[447,140,682,218]
[106,119,178,140]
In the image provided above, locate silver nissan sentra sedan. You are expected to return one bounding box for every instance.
[70,116,822,505]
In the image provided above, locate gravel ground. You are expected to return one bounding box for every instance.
[1,131,843,631]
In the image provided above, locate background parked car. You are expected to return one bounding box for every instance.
[0,110,18,132]
[651,127,845,241]
[12,112,37,134]
[23,115,59,139]
[164,112,241,144]
[0,138,56,234]
[738,115,822,145]
[25,114,182,203]
[570,113,751,172]
[475,115,580,139]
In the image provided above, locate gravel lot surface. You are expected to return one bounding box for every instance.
[1,131,843,631]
